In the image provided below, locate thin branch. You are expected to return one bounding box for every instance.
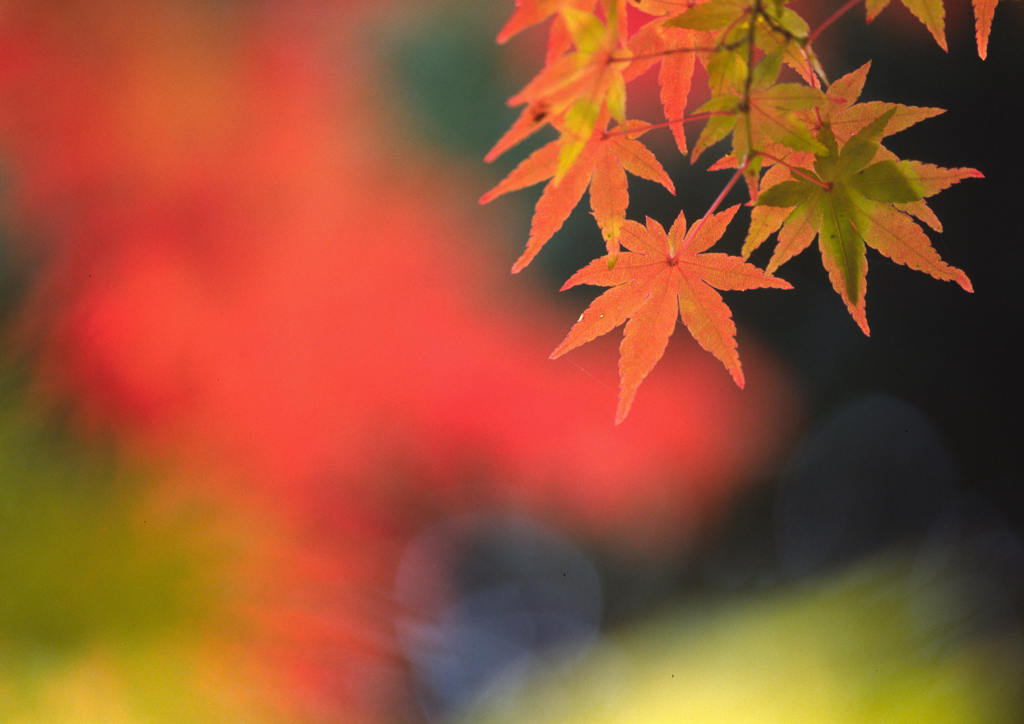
[609,46,719,64]
[720,6,755,48]
[756,150,831,190]
[808,0,864,45]
[679,159,749,253]
[600,112,717,140]
[741,0,761,156]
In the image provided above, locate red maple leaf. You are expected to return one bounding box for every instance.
[551,205,791,422]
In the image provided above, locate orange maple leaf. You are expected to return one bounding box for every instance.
[497,0,595,43]
[497,0,605,68]
[481,120,674,272]
[623,16,704,155]
[816,62,944,145]
[973,0,999,59]
[487,1,628,172]
[551,205,791,423]
[867,0,1002,59]
[866,0,947,51]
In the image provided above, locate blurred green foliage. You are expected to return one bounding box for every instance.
[460,555,1024,723]
[382,4,512,159]
[0,376,280,722]
[0,402,201,647]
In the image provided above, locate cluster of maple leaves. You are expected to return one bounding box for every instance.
[482,0,1002,423]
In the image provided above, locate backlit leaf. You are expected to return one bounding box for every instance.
[481,121,674,272]
[552,206,790,422]
[754,104,977,333]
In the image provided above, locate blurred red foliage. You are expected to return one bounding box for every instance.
[0,1,798,719]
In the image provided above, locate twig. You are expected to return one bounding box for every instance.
[808,0,865,45]
[679,159,749,252]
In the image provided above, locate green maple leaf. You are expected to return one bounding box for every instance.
[666,1,825,178]
[756,108,978,334]
[743,62,949,257]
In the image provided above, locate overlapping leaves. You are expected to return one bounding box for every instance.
[756,108,977,333]
[484,0,1000,421]
[481,119,675,270]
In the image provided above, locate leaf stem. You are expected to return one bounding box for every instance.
[609,46,719,63]
[756,150,830,189]
[679,158,749,252]
[600,112,716,140]
[742,0,760,154]
[808,0,864,45]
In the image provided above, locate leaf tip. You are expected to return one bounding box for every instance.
[613,398,633,425]
[550,332,576,359]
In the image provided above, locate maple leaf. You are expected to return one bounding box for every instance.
[622,16,704,155]
[497,0,614,66]
[551,205,791,423]
[689,50,825,199]
[665,0,751,31]
[481,121,675,271]
[813,62,944,144]
[867,0,1003,58]
[496,0,596,44]
[743,62,948,255]
[655,1,828,197]
[733,53,824,161]
[666,0,815,81]
[724,61,939,173]
[627,0,698,14]
[487,1,629,178]
[973,0,999,59]
[866,0,947,51]
[756,109,978,334]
